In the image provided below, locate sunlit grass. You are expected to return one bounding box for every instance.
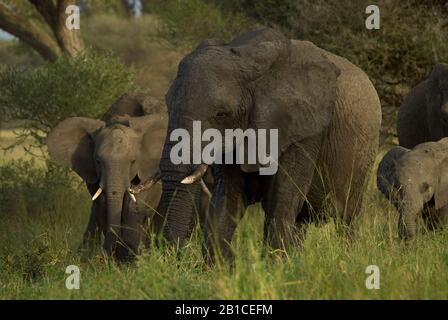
[1,169,447,299]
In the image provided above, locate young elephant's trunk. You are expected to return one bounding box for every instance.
[102,165,127,256]
[398,194,419,242]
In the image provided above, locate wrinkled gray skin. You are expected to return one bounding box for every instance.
[377,138,448,242]
[47,95,166,260]
[157,28,382,261]
[398,63,448,148]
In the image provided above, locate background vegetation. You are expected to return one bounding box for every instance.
[1,0,448,299]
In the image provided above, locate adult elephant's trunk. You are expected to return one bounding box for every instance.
[157,135,202,246]
[158,182,201,244]
[103,171,126,256]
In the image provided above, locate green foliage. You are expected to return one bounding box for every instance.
[0,50,134,149]
[149,0,250,48]
[0,160,84,218]
[1,190,448,298]
[80,0,135,17]
[0,160,90,288]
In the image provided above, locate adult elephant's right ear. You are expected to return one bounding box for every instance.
[236,39,341,154]
[47,117,104,184]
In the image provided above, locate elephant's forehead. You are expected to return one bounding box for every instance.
[97,127,132,153]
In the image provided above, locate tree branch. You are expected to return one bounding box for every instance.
[28,0,58,30]
[55,0,84,57]
[0,1,61,61]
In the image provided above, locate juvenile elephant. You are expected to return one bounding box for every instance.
[377,138,448,242]
[47,94,166,260]
[156,28,382,261]
[397,63,448,148]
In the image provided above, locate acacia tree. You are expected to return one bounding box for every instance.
[0,0,84,61]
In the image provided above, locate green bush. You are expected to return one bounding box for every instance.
[0,160,86,218]
[0,50,134,149]
[149,0,250,48]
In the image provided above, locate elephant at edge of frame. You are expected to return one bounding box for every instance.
[377,138,448,242]
[398,63,448,148]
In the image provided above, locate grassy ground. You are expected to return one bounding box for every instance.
[1,149,448,300]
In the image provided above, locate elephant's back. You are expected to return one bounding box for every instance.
[291,40,381,132]
[396,80,429,148]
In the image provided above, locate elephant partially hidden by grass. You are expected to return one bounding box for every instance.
[377,138,448,242]
[156,27,381,262]
[47,94,168,260]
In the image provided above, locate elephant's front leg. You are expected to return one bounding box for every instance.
[79,184,106,252]
[79,199,105,252]
[263,137,321,252]
[203,166,247,264]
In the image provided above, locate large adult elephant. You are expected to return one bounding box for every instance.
[47,94,166,260]
[157,28,381,260]
[397,63,448,148]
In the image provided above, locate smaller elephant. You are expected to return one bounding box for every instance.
[397,63,448,148]
[377,138,448,242]
[47,94,167,260]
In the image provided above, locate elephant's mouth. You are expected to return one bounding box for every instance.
[90,172,161,203]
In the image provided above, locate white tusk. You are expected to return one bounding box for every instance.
[181,164,208,184]
[200,179,212,199]
[181,176,196,185]
[92,187,102,201]
[128,189,137,203]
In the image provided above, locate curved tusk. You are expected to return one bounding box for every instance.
[140,171,161,190]
[92,187,102,201]
[200,179,212,199]
[181,164,208,185]
[128,189,137,203]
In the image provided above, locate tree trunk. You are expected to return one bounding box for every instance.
[31,0,85,58]
[0,1,61,61]
[0,0,84,61]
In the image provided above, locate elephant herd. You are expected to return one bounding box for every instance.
[47,28,448,262]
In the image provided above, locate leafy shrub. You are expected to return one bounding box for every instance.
[0,160,85,218]
[0,49,134,149]
[81,14,183,96]
[149,0,250,48]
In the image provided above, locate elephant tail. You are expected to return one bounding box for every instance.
[377,146,408,199]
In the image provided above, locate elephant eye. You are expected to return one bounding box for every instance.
[214,111,228,120]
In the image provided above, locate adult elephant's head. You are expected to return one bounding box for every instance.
[427,63,448,135]
[158,28,340,244]
[47,115,164,256]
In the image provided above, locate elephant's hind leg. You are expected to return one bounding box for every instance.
[79,201,104,252]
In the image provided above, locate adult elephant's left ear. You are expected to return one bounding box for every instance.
[129,114,167,182]
[237,39,341,154]
[435,158,448,209]
[47,117,104,184]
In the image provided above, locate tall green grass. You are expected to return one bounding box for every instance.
[1,160,447,299]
